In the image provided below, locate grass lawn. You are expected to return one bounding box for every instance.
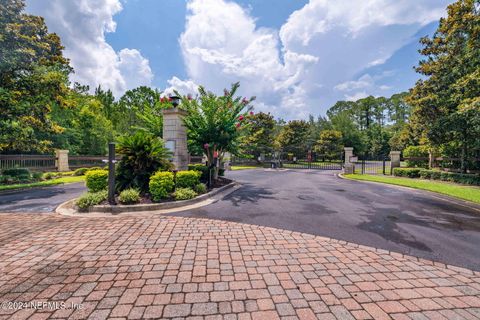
[231,165,262,170]
[344,174,480,204]
[0,176,85,192]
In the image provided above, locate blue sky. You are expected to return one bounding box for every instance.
[26,0,452,119]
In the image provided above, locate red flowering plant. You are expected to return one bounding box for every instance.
[179,82,255,179]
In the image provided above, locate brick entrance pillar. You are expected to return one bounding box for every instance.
[55,149,69,172]
[344,147,354,174]
[390,151,401,171]
[162,107,189,170]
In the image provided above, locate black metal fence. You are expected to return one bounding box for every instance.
[68,156,108,169]
[0,154,56,171]
[353,155,392,175]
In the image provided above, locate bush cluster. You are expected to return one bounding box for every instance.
[194,183,207,194]
[74,167,89,176]
[176,170,201,188]
[149,171,174,201]
[1,168,32,183]
[393,168,480,186]
[76,190,108,211]
[119,188,140,204]
[188,164,209,181]
[403,145,429,168]
[174,187,197,200]
[85,169,108,192]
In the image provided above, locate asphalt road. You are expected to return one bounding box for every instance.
[171,169,480,270]
[0,182,86,213]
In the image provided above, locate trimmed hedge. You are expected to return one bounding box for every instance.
[393,168,480,186]
[176,170,201,188]
[85,169,108,192]
[74,167,89,176]
[149,171,174,201]
[76,190,108,211]
[2,168,31,182]
[174,187,197,200]
[119,188,140,204]
[194,183,207,194]
[188,164,209,182]
[403,145,429,168]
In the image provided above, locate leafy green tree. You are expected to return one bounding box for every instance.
[180,82,254,178]
[0,0,71,152]
[117,86,162,134]
[407,0,480,172]
[240,112,275,160]
[116,131,173,192]
[314,130,344,159]
[276,120,310,157]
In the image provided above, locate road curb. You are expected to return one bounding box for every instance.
[338,173,480,213]
[56,181,239,216]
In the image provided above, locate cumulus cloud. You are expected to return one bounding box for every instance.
[179,0,318,119]
[26,0,154,97]
[179,0,450,118]
[163,77,199,96]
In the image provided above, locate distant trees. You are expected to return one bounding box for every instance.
[239,112,275,160]
[276,120,310,157]
[314,130,343,159]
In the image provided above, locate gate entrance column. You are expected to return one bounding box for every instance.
[344,147,354,174]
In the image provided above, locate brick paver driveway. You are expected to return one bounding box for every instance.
[1,214,479,320]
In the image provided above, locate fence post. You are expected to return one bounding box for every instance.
[390,151,401,173]
[383,158,386,175]
[55,149,70,172]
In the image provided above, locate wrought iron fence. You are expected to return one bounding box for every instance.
[0,154,56,171]
[68,156,110,169]
[353,155,391,175]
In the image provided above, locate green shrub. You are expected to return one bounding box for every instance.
[119,188,140,204]
[31,172,43,181]
[85,169,108,192]
[116,131,173,193]
[194,183,207,194]
[2,168,32,182]
[394,168,480,186]
[176,170,201,188]
[87,166,103,172]
[219,168,225,176]
[149,171,174,201]
[188,164,209,182]
[2,167,30,177]
[42,172,58,180]
[174,187,197,200]
[74,168,89,176]
[403,145,429,168]
[76,190,108,211]
[393,168,425,178]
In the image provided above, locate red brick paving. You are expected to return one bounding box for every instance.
[0,213,479,319]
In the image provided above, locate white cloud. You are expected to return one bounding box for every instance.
[334,74,374,92]
[178,0,450,118]
[345,91,369,101]
[279,0,448,45]
[26,0,154,97]
[163,77,199,96]
[179,0,318,119]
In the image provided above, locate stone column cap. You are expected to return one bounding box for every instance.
[390,151,401,155]
[162,107,187,116]
[344,147,354,151]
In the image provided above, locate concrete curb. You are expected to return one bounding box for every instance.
[56,181,238,215]
[338,173,480,213]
